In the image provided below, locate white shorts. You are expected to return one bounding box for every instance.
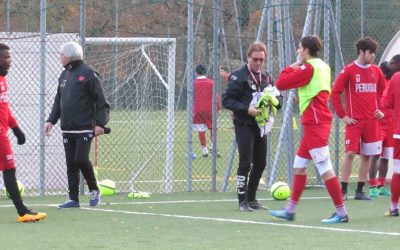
[293,146,332,175]
[193,124,208,132]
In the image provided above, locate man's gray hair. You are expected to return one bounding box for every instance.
[61,42,83,61]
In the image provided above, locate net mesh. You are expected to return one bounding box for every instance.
[84,41,174,194]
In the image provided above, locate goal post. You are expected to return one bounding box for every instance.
[84,37,176,193]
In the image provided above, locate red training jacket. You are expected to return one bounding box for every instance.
[275,63,333,125]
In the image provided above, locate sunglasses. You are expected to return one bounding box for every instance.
[251,57,265,62]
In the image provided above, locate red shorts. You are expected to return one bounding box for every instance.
[380,119,395,148]
[193,112,212,129]
[0,136,15,171]
[297,123,331,159]
[344,120,381,155]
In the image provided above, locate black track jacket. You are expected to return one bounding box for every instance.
[47,60,110,131]
[222,65,281,127]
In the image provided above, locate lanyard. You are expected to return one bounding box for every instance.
[247,65,261,92]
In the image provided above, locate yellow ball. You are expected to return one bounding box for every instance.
[271,181,290,200]
[98,179,116,196]
[4,180,25,199]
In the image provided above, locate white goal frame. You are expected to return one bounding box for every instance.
[84,37,176,193]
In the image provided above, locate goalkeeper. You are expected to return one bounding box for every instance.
[222,41,282,212]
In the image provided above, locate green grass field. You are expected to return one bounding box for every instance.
[1,184,398,249]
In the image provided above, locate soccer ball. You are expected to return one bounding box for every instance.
[271,181,290,200]
[98,179,116,196]
[4,180,25,199]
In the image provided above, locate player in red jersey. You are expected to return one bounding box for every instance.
[331,37,386,200]
[193,64,220,157]
[368,58,400,198]
[269,36,348,223]
[382,55,400,216]
[0,43,47,222]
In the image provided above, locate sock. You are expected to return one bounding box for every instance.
[356,182,365,192]
[285,200,297,214]
[377,177,386,188]
[368,178,377,188]
[341,182,348,193]
[390,174,400,210]
[285,174,307,213]
[325,176,347,217]
[3,169,28,216]
[198,132,206,147]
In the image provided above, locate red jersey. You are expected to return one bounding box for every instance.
[383,72,400,137]
[331,61,386,120]
[193,76,220,114]
[0,75,17,135]
[275,63,333,125]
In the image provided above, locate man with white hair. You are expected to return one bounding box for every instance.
[45,42,110,208]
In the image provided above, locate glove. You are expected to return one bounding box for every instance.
[12,127,26,145]
[262,90,280,107]
[255,106,269,126]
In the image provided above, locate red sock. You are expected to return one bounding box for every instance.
[368,178,377,187]
[378,177,386,187]
[391,174,400,203]
[325,176,344,208]
[290,174,307,203]
[198,132,206,147]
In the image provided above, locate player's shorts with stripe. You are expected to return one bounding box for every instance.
[380,119,394,159]
[297,123,331,159]
[193,112,212,131]
[393,139,400,174]
[0,136,15,171]
[344,119,381,155]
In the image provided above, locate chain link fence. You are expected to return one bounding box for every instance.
[0,0,399,196]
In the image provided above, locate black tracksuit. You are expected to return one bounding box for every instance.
[222,65,282,204]
[47,60,110,202]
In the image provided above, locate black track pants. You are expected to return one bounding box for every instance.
[234,124,267,203]
[63,133,98,202]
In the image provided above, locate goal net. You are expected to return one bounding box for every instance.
[84,37,176,193]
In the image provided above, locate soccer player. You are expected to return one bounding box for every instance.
[0,43,47,222]
[331,37,385,201]
[269,36,348,223]
[45,42,110,208]
[222,41,282,211]
[368,58,400,198]
[193,64,220,158]
[382,54,400,217]
[219,66,230,82]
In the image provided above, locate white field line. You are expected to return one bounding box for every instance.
[1,196,398,236]
[81,206,400,237]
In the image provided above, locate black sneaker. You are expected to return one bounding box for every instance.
[210,148,221,158]
[354,191,371,200]
[239,201,253,212]
[202,153,208,158]
[248,200,269,210]
[385,209,399,217]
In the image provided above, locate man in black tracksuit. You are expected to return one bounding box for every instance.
[222,41,282,211]
[45,42,110,208]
